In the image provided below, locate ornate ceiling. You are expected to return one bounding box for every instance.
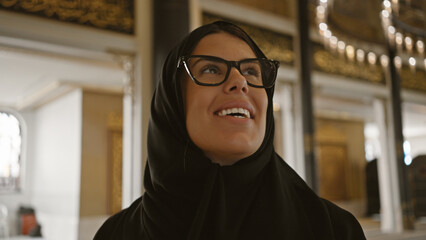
[328,0,385,44]
[219,0,424,45]
[218,0,294,19]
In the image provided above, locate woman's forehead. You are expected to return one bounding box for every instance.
[191,32,257,60]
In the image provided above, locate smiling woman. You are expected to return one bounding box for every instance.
[95,21,366,239]
[183,32,271,166]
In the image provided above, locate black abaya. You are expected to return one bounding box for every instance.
[94,21,366,240]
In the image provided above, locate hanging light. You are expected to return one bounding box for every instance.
[381,10,390,18]
[380,55,389,67]
[337,41,346,55]
[319,0,328,8]
[387,25,396,35]
[395,32,404,51]
[394,56,402,69]
[368,52,377,65]
[405,36,413,53]
[319,22,328,32]
[387,26,396,45]
[316,5,326,20]
[323,30,332,48]
[356,49,365,63]
[408,57,416,72]
[324,29,332,39]
[330,36,338,51]
[346,45,355,61]
[416,40,424,56]
[383,0,392,12]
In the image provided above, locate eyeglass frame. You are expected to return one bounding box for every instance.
[177,55,280,89]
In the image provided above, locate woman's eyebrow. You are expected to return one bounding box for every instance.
[190,57,220,67]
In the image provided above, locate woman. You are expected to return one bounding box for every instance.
[95,21,366,239]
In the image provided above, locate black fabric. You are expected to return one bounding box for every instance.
[95,21,366,240]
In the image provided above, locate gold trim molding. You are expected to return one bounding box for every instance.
[0,0,134,34]
[400,67,426,93]
[203,13,294,65]
[313,44,385,84]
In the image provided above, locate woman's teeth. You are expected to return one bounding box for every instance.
[217,108,251,119]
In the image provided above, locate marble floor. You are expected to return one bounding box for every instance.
[360,217,426,240]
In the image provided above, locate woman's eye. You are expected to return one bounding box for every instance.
[242,67,260,77]
[201,65,221,74]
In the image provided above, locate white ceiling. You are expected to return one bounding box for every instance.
[0,47,124,109]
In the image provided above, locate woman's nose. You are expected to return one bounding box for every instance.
[224,67,249,94]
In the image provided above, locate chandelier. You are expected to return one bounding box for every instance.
[315,0,425,73]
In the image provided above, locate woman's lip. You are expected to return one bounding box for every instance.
[214,101,255,119]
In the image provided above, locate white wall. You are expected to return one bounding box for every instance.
[31,89,82,240]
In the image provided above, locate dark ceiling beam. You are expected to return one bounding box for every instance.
[153,0,190,86]
[295,0,317,192]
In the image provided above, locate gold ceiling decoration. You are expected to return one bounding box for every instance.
[313,44,385,84]
[107,112,123,215]
[203,13,385,84]
[203,13,294,65]
[328,0,385,44]
[217,0,294,19]
[400,67,426,92]
[0,0,134,34]
[315,1,389,70]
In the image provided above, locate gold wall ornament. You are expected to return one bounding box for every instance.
[313,44,385,84]
[400,66,426,93]
[108,129,123,215]
[0,0,134,34]
[107,112,123,215]
[217,0,294,19]
[107,112,123,130]
[203,13,295,65]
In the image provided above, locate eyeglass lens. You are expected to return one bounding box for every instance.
[186,57,273,87]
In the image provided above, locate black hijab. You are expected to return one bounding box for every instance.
[95,21,366,240]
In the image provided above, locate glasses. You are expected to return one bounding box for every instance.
[177,55,280,88]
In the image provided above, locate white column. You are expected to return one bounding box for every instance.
[373,98,403,233]
[290,83,306,180]
[276,84,305,178]
[120,56,142,209]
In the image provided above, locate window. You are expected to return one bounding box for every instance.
[0,111,22,192]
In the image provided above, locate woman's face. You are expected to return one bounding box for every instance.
[184,32,268,166]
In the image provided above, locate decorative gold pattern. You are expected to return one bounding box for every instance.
[313,44,385,84]
[203,13,294,65]
[107,112,123,215]
[0,0,134,34]
[107,112,123,130]
[203,12,426,92]
[400,67,426,93]
[109,130,122,215]
[217,0,293,19]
